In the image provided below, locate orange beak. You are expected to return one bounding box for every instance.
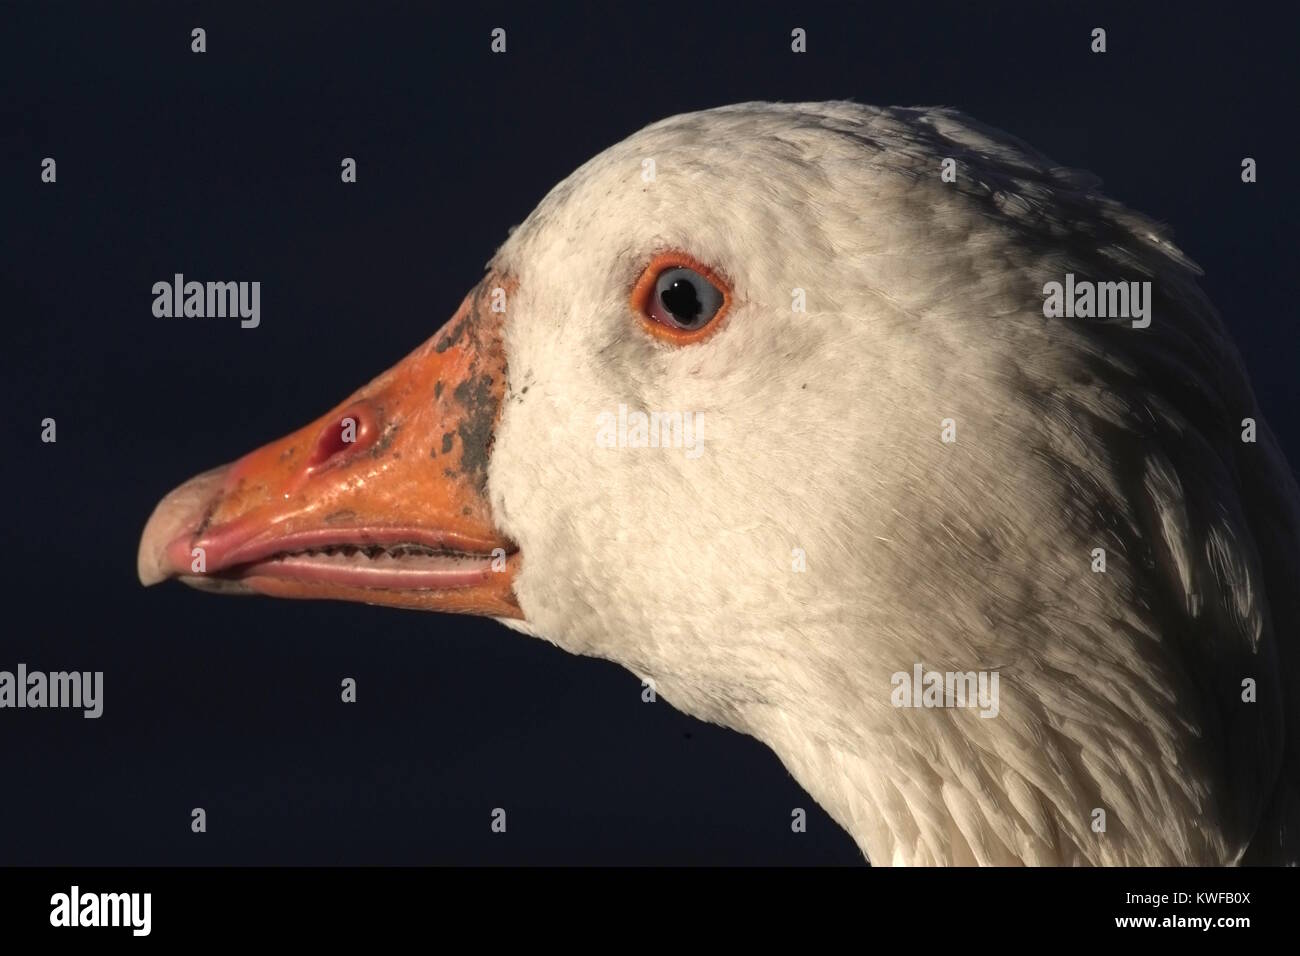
[137,276,522,619]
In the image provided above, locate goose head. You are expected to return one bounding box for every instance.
[139,101,1299,866]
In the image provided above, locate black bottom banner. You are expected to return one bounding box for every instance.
[0,865,1290,942]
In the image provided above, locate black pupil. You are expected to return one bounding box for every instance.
[661,279,702,324]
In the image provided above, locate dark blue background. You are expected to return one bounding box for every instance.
[2,1,1296,864]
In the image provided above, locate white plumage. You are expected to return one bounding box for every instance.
[486,102,1299,865]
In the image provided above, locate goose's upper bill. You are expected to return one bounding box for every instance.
[137,101,1300,867]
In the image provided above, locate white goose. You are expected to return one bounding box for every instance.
[138,101,1299,866]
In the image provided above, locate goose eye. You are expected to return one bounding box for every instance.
[650,268,723,330]
[632,253,732,344]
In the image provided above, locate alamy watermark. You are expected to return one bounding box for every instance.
[0,664,103,718]
[50,886,150,936]
[596,404,703,459]
[1042,273,1151,328]
[152,273,260,328]
[891,663,999,718]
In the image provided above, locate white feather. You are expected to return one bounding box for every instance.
[484,101,1299,865]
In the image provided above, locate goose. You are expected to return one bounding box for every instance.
[137,101,1299,866]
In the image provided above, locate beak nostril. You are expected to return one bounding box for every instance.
[307,404,377,469]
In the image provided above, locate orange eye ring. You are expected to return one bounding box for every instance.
[630,251,733,345]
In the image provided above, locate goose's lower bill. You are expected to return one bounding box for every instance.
[136,279,523,619]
